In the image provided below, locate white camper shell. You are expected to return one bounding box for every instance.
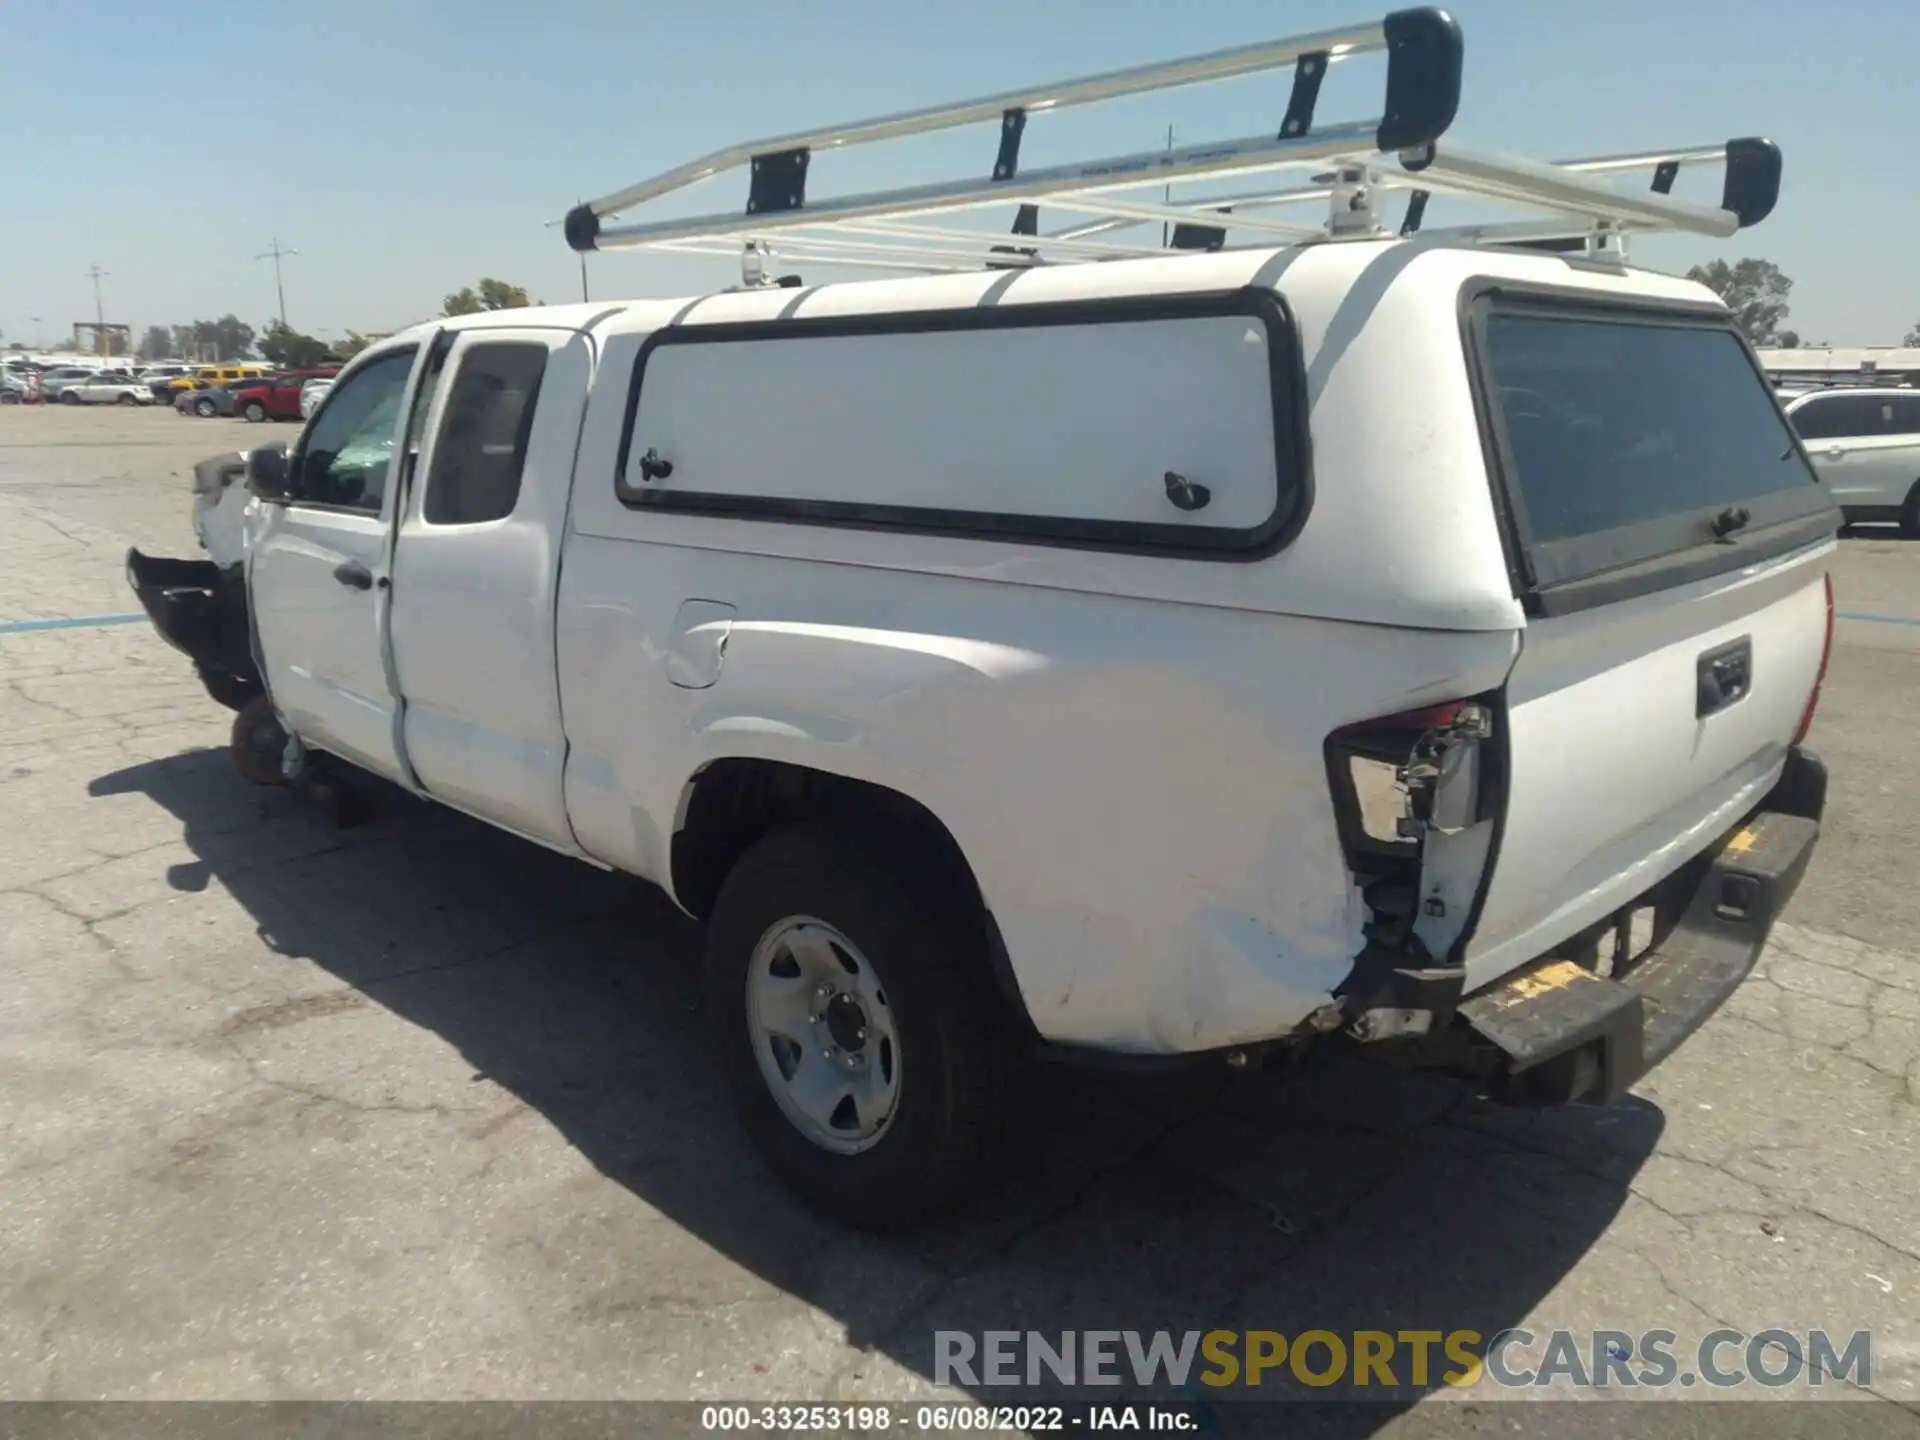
[129,8,1839,1228]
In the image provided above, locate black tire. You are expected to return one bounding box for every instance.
[706,824,1012,1230]
[117,393,138,406]
[195,397,216,417]
[242,400,266,422]
[229,695,289,786]
[1901,482,1920,540]
[61,390,82,405]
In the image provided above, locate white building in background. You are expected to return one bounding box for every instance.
[1756,346,1920,388]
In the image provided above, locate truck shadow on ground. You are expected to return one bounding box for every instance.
[94,749,1664,1436]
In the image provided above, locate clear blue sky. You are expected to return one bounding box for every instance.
[3,0,1914,349]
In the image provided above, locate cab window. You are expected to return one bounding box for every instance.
[295,348,418,514]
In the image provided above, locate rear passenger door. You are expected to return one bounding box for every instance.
[1850,395,1920,514]
[387,327,592,851]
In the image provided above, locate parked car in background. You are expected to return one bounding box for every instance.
[298,375,334,420]
[167,363,271,394]
[234,367,340,422]
[1784,387,1920,533]
[39,366,102,394]
[0,372,28,404]
[138,363,192,386]
[56,372,156,405]
[179,379,263,418]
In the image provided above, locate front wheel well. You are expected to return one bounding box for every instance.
[671,759,1033,1037]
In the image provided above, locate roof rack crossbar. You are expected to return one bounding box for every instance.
[568,16,1410,229]
[584,122,1393,249]
[564,8,1465,253]
[1394,140,1769,238]
[559,11,1782,277]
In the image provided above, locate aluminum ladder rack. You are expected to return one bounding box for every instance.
[560,7,1781,279]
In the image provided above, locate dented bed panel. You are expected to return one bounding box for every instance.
[557,521,1523,1053]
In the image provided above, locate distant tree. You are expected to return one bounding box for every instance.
[330,331,377,361]
[1774,330,1801,350]
[138,326,175,360]
[258,319,334,370]
[1685,258,1794,346]
[442,277,538,316]
[212,314,256,359]
[1905,320,1920,347]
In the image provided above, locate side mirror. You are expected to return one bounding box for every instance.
[246,441,293,502]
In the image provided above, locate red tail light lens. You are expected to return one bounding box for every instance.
[1793,573,1834,746]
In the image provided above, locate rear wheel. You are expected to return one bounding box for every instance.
[1901,481,1920,540]
[242,400,266,422]
[61,391,82,405]
[705,824,1012,1230]
[117,392,138,406]
[194,397,216,418]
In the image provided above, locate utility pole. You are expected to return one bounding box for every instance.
[86,265,109,355]
[256,238,298,327]
[1161,126,1174,249]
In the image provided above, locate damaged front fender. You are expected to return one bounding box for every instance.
[125,548,262,712]
[191,449,258,570]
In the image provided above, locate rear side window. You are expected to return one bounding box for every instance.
[1790,393,1920,440]
[1789,395,1873,441]
[423,342,548,525]
[1476,300,1832,595]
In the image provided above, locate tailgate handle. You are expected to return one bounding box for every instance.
[1696,636,1753,719]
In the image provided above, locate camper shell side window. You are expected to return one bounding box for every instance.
[612,288,1312,562]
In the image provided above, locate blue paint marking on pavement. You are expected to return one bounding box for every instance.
[0,612,147,636]
[1837,610,1920,627]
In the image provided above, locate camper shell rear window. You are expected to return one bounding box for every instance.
[1465,284,1838,614]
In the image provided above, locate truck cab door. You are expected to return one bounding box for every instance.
[247,343,423,782]
[386,326,590,850]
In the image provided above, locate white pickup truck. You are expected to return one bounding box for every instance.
[125,12,1840,1227]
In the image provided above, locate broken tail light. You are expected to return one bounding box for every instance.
[1325,696,1506,968]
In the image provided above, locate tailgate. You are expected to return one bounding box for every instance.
[1466,544,1829,985]
[1459,288,1839,989]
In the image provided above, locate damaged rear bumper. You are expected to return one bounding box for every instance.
[125,548,262,712]
[1450,747,1826,1106]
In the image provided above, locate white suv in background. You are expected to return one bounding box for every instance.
[298,375,334,420]
[1784,387,1920,533]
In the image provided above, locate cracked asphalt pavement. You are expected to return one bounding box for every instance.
[2,407,1918,1435]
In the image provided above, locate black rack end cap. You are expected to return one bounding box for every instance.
[1170,222,1227,252]
[1377,8,1464,154]
[564,204,601,253]
[1722,137,1782,228]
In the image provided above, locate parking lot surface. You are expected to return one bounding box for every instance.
[2,406,1918,1433]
